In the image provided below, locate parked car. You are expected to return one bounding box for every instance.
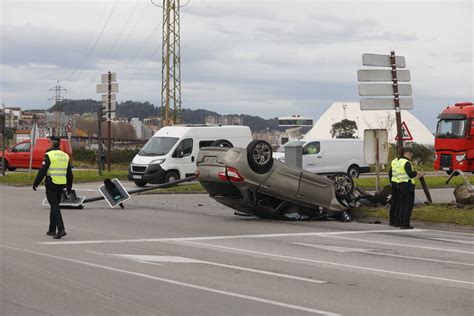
[196,140,354,220]
[0,138,73,171]
[273,139,370,178]
[128,125,253,186]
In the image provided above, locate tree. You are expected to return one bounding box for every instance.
[330,119,358,138]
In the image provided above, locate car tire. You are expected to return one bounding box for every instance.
[347,165,360,178]
[134,181,147,187]
[2,160,15,171]
[165,171,179,182]
[247,140,273,174]
[211,139,233,148]
[329,172,354,198]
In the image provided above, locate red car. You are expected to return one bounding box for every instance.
[0,138,73,171]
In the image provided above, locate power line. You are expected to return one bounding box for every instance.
[63,0,120,82]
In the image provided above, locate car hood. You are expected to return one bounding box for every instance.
[132,154,166,164]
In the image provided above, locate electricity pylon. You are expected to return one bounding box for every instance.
[161,0,182,126]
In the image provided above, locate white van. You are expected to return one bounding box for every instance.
[274,139,370,178]
[128,125,252,186]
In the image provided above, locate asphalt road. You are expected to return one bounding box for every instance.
[1,184,473,316]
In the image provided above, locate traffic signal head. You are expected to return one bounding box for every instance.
[99,178,130,207]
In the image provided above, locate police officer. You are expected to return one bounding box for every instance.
[33,137,73,239]
[388,156,400,227]
[392,148,425,229]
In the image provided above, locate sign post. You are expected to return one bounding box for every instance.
[97,72,117,173]
[364,129,389,192]
[1,102,5,177]
[28,123,38,176]
[66,118,73,142]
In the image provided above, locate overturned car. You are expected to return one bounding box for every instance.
[196,140,355,220]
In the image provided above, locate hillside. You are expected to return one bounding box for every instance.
[50,99,284,132]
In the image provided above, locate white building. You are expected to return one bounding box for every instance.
[304,102,435,146]
[131,118,143,139]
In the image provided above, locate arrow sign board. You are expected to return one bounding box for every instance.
[102,101,117,111]
[362,53,406,68]
[96,83,118,93]
[358,83,412,96]
[101,72,117,83]
[360,98,413,110]
[357,69,411,82]
[395,121,413,141]
[101,94,116,101]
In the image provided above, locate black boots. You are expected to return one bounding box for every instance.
[53,230,67,239]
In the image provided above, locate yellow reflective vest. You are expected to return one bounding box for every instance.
[390,158,400,183]
[46,150,69,185]
[393,157,414,183]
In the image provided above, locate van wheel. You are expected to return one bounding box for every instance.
[165,171,179,182]
[247,140,273,174]
[329,172,354,198]
[211,139,233,148]
[134,181,147,187]
[347,165,360,178]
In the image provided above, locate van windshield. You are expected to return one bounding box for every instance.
[138,137,179,156]
[436,119,466,138]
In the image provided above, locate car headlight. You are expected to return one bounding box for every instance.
[455,153,466,162]
[150,159,166,164]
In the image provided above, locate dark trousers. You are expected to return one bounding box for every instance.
[46,184,65,232]
[389,183,400,226]
[398,182,415,227]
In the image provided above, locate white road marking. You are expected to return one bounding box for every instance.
[292,242,474,267]
[1,245,339,316]
[181,241,474,286]
[108,254,327,284]
[427,238,474,245]
[293,243,373,253]
[39,229,424,245]
[322,236,474,255]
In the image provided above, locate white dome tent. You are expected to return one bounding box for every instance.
[304,102,434,146]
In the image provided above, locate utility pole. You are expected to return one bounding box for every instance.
[1,102,5,177]
[48,81,67,136]
[161,0,182,126]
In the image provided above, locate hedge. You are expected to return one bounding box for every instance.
[73,148,139,164]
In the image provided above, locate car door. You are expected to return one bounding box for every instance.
[302,141,321,173]
[258,164,301,202]
[172,138,195,177]
[9,142,31,168]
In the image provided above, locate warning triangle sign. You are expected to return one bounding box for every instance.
[395,121,413,141]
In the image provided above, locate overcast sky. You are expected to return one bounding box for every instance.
[1,0,472,131]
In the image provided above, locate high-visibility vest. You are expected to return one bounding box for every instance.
[394,157,414,183]
[46,150,69,185]
[390,158,400,183]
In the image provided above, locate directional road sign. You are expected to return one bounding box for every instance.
[96,83,118,93]
[360,98,413,110]
[101,72,117,83]
[101,94,116,101]
[358,83,412,96]
[102,101,117,112]
[362,53,406,68]
[357,69,411,82]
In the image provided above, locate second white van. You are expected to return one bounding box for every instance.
[274,139,370,177]
[128,125,253,186]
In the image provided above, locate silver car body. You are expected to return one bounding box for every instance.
[196,146,347,219]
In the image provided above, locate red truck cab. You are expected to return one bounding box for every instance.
[0,138,72,171]
[434,102,474,174]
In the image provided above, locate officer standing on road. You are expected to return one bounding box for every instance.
[391,148,425,229]
[33,136,73,239]
[388,156,400,227]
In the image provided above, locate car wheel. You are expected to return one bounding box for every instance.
[211,139,233,148]
[134,181,147,187]
[3,160,15,171]
[165,171,179,182]
[329,172,354,198]
[347,165,360,178]
[247,140,273,174]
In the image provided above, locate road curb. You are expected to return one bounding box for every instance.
[355,216,474,233]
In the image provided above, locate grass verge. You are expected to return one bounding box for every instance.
[355,204,474,226]
[354,175,474,189]
[0,170,128,185]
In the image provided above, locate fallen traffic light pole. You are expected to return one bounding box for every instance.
[82,176,196,207]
